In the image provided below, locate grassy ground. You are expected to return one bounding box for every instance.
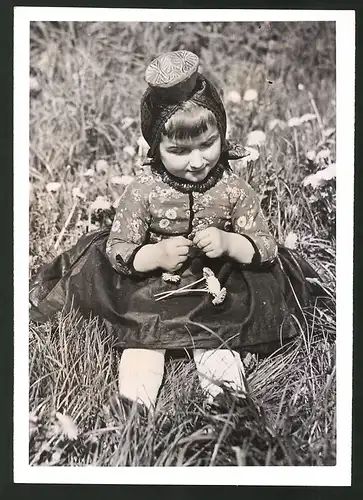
[29,21,336,466]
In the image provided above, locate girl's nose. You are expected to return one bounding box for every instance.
[189,149,204,169]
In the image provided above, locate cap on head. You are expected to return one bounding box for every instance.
[140,50,230,160]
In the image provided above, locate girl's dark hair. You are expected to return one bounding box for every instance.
[161,101,218,141]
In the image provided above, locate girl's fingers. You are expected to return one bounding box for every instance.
[177,246,191,256]
[175,236,193,247]
[196,237,211,249]
[202,243,214,253]
[178,254,188,263]
[193,231,209,246]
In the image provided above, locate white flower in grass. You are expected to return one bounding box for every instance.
[159,219,170,229]
[121,116,135,130]
[72,187,86,200]
[55,412,78,441]
[137,136,149,158]
[284,231,298,250]
[90,196,111,211]
[288,117,302,128]
[246,130,266,147]
[95,159,109,174]
[300,113,317,123]
[165,208,177,220]
[243,89,258,102]
[162,273,181,283]
[244,147,260,161]
[111,175,134,186]
[306,150,316,161]
[323,128,335,138]
[298,83,305,91]
[226,90,242,104]
[316,149,331,162]
[46,182,61,193]
[268,119,286,131]
[84,168,95,177]
[123,146,136,158]
[302,164,336,189]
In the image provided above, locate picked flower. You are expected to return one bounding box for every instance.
[212,287,227,305]
[154,267,227,305]
[162,272,181,283]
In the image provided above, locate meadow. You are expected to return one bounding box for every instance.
[29,21,336,466]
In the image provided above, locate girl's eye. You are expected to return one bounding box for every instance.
[171,148,189,155]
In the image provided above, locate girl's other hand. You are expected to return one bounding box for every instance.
[193,227,228,259]
[156,236,193,272]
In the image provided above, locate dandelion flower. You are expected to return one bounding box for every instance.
[123,146,136,157]
[226,90,242,104]
[315,149,331,162]
[288,117,302,128]
[55,412,78,440]
[284,231,298,250]
[246,130,266,147]
[302,164,336,189]
[162,273,181,283]
[72,187,86,200]
[95,159,109,174]
[111,175,134,186]
[206,276,221,296]
[84,168,95,177]
[203,267,215,278]
[300,113,317,123]
[306,150,316,161]
[243,89,258,102]
[137,136,149,158]
[298,83,305,91]
[243,147,260,162]
[268,119,286,131]
[121,116,135,130]
[90,196,111,212]
[323,128,335,138]
[212,287,227,305]
[46,182,61,193]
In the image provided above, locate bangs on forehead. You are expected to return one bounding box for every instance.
[162,103,217,141]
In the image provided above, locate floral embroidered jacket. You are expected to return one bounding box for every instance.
[106,164,277,275]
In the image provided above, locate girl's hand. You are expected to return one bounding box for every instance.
[193,227,229,259]
[156,236,193,272]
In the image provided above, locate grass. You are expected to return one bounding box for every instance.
[29,21,336,466]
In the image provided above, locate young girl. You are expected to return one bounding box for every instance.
[30,51,322,412]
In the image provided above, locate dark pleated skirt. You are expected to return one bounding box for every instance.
[29,228,325,354]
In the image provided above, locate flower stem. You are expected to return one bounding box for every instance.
[154,276,206,298]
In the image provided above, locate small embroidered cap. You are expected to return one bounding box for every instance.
[144,50,199,102]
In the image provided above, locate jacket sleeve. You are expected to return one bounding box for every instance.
[231,179,277,265]
[106,181,151,276]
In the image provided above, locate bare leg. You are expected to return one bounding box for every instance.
[118,348,166,410]
[193,349,247,402]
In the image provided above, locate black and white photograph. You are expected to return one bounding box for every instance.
[14,7,354,485]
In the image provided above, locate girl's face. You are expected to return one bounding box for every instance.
[159,124,221,183]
